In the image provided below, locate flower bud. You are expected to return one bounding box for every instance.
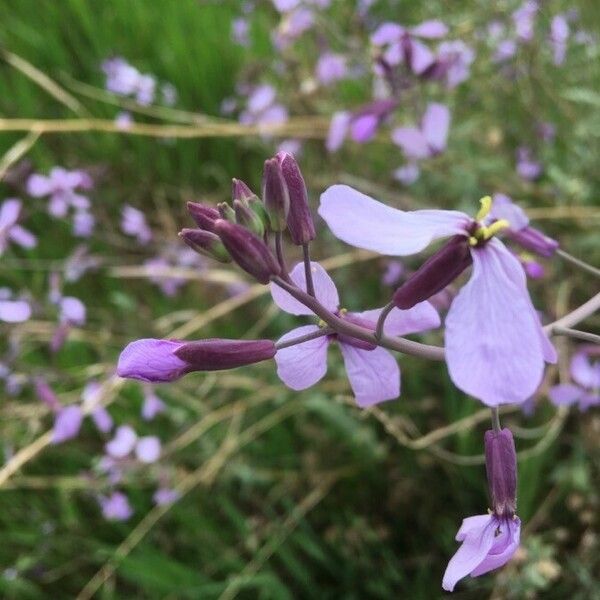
[217,202,236,222]
[231,178,257,203]
[214,219,280,283]
[175,338,276,370]
[179,228,231,263]
[392,236,472,310]
[508,226,559,258]
[186,202,220,232]
[262,157,290,232]
[484,428,517,518]
[277,151,315,245]
[233,199,265,237]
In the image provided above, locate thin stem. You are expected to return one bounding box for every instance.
[552,326,600,345]
[375,302,395,340]
[275,232,287,276]
[275,327,332,350]
[557,249,600,279]
[302,243,316,298]
[271,276,445,361]
[546,291,600,331]
[490,407,501,433]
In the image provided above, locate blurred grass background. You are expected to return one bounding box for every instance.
[0,0,599,598]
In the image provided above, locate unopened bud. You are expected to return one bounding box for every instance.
[175,338,276,370]
[214,219,280,283]
[508,226,559,258]
[262,157,290,232]
[393,236,472,309]
[233,199,265,237]
[277,151,315,245]
[179,228,230,262]
[217,202,236,222]
[231,178,257,203]
[484,428,517,518]
[186,202,220,232]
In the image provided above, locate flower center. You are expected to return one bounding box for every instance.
[468,196,510,247]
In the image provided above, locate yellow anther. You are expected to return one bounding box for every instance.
[468,236,478,246]
[475,195,493,222]
[483,219,510,239]
[318,319,327,328]
[339,308,348,315]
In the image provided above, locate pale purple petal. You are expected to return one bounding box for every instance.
[490,194,529,230]
[353,302,440,336]
[371,22,404,46]
[411,20,448,39]
[319,185,469,255]
[339,344,400,407]
[270,261,339,314]
[326,111,350,152]
[275,325,329,390]
[106,425,137,458]
[350,115,378,143]
[117,339,189,383]
[579,392,600,411]
[548,383,582,406]
[8,225,37,249]
[422,103,450,153]
[26,174,53,197]
[571,352,600,389]
[393,163,421,185]
[409,39,435,74]
[52,406,84,444]
[470,517,521,577]
[0,300,31,322]
[442,514,495,592]
[99,492,133,521]
[91,407,113,433]
[141,389,166,420]
[48,194,69,218]
[0,199,21,228]
[135,436,161,463]
[60,296,86,325]
[392,127,431,159]
[153,487,180,506]
[446,239,548,406]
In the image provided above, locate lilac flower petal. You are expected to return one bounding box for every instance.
[571,351,600,389]
[579,392,600,411]
[8,225,37,249]
[52,406,84,444]
[409,39,435,74]
[26,174,53,197]
[422,103,450,153]
[411,20,448,39]
[339,344,400,407]
[371,22,404,45]
[105,425,138,458]
[442,514,495,592]
[548,383,582,406]
[319,185,469,255]
[117,339,189,383]
[153,487,180,506]
[470,517,521,577]
[141,389,166,420]
[0,300,31,322]
[60,296,86,325]
[490,194,529,230]
[100,492,133,521]
[135,436,161,463]
[393,163,421,185]
[91,407,113,433]
[392,127,430,159]
[271,261,339,314]
[275,325,329,390]
[446,239,547,406]
[350,115,378,143]
[354,302,440,336]
[326,111,351,152]
[0,199,21,228]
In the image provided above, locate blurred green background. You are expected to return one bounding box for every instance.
[0,0,599,598]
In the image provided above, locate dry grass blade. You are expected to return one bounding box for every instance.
[0,130,41,180]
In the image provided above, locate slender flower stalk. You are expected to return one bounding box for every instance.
[302,243,316,297]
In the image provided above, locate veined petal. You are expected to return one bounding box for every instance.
[354,302,440,336]
[470,517,521,577]
[319,185,468,256]
[339,344,400,407]
[270,261,339,315]
[117,339,189,383]
[392,127,431,159]
[446,239,547,406]
[422,103,450,154]
[442,514,495,592]
[275,325,329,390]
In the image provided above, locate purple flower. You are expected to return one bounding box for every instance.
[135,436,161,463]
[0,288,31,323]
[115,111,134,129]
[550,15,569,65]
[270,261,440,406]
[232,17,250,46]
[72,209,95,237]
[239,84,289,132]
[27,167,90,218]
[99,491,133,521]
[493,38,518,63]
[512,1,538,42]
[516,146,542,181]
[549,347,600,411]
[121,205,152,245]
[64,245,102,282]
[106,425,138,459]
[272,8,315,50]
[315,52,348,86]
[393,163,421,186]
[82,381,113,433]
[102,57,157,106]
[319,187,557,406]
[153,487,180,506]
[141,386,166,420]
[0,199,37,255]
[392,103,451,160]
[442,514,521,591]
[427,41,475,88]
[52,405,84,444]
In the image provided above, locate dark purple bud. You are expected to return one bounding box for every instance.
[233,199,265,237]
[214,219,281,284]
[179,228,231,262]
[175,338,276,370]
[276,151,315,245]
[484,428,517,518]
[186,202,220,232]
[508,226,559,258]
[392,236,472,309]
[231,178,256,202]
[262,157,290,232]
[217,202,236,222]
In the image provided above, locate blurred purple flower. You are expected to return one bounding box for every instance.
[99,492,133,521]
[381,260,405,287]
[141,385,166,420]
[64,245,102,282]
[536,121,555,143]
[512,1,538,42]
[153,487,180,506]
[550,15,569,65]
[106,425,138,459]
[272,8,315,50]
[121,205,153,245]
[52,405,84,444]
[427,41,475,88]
[239,84,289,133]
[144,242,204,297]
[102,57,159,106]
[232,17,250,46]
[27,167,91,218]
[492,38,517,63]
[115,111,134,130]
[0,199,37,255]
[515,146,542,180]
[393,163,421,186]
[135,436,161,463]
[549,347,600,411]
[82,380,113,433]
[270,261,440,406]
[315,52,348,85]
[0,288,31,323]
[319,186,557,406]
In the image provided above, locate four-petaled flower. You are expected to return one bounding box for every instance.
[549,346,600,411]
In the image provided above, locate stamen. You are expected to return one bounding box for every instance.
[318,319,327,328]
[475,195,493,222]
[484,219,510,239]
[469,236,478,246]
[339,308,348,315]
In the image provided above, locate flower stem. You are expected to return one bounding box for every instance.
[556,249,600,279]
[275,232,287,276]
[271,275,445,361]
[375,301,395,340]
[546,291,600,331]
[302,243,316,297]
[491,407,501,433]
[551,326,600,345]
[275,327,332,349]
